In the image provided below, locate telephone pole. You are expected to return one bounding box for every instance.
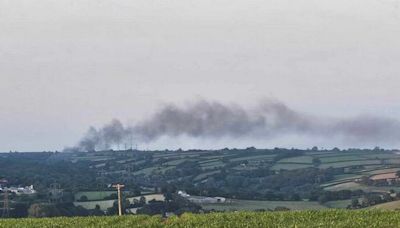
[2,191,10,218]
[112,184,125,216]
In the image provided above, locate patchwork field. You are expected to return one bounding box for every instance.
[66,148,400,210]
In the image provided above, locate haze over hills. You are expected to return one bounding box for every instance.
[2,0,400,152]
[65,99,400,152]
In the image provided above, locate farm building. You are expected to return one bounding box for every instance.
[370,172,400,185]
[186,196,226,204]
[178,191,226,203]
[0,185,37,195]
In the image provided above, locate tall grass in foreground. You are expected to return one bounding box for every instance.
[1,210,400,228]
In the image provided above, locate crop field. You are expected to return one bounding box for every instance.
[2,211,400,227]
[324,182,367,191]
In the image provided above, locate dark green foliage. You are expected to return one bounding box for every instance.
[27,203,98,218]
[0,153,97,191]
[137,194,201,216]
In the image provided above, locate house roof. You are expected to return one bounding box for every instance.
[370,172,398,180]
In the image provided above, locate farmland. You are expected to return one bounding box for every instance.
[59,147,400,211]
[62,148,400,194]
[2,210,400,227]
[200,199,326,211]
[3,147,400,218]
[74,194,165,210]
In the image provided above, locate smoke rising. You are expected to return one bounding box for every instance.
[69,100,400,151]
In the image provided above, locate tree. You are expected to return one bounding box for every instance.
[290,193,301,201]
[139,196,146,206]
[312,158,321,167]
[106,201,119,215]
[106,198,130,215]
[318,195,328,204]
[382,193,392,202]
[28,204,59,218]
[89,205,104,216]
[11,203,29,218]
[350,198,360,209]
[79,195,88,202]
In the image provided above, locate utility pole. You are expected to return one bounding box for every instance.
[112,184,125,216]
[2,191,9,218]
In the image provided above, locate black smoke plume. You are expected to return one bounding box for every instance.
[68,100,400,151]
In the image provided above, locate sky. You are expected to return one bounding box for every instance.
[1,0,400,151]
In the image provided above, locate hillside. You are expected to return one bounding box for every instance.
[370,200,400,210]
[3,147,400,217]
[1,210,400,227]
[63,148,400,201]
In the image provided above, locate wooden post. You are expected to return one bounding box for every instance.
[112,184,125,216]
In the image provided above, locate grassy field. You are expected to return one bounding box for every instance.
[200,199,326,211]
[74,194,165,210]
[323,200,352,209]
[278,155,314,164]
[69,149,400,196]
[271,163,313,170]
[75,191,116,201]
[2,211,400,227]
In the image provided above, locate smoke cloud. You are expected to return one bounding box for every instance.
[68,100,400,151]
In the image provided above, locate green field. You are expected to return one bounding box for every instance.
[2,211,400,227]
[68,149,400,198]
[200,199,326,211]
[74,194,165,210]
[229,154,275,162]
[278,155,314,164]
[323,200,352,209]
[319,160,382,169]
[75,191,116,201]
[271,163,313,170]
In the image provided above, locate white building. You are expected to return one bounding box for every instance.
[178,191,226,204]
[3,185,36,195]
[178,190,190,197]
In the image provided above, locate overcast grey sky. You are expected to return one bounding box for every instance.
[1,0,400,151]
